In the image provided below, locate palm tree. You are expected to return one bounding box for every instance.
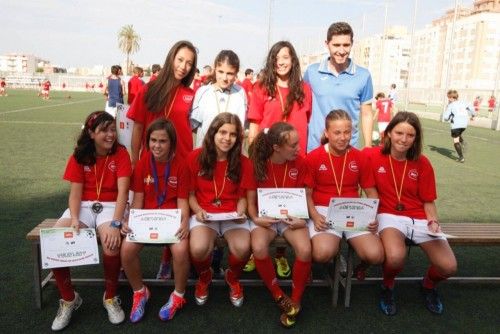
[117,25,141,75]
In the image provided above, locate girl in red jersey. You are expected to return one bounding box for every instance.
[368,111,457,316]
[188,112,251,308]
[248,40,312,156]
[305,109,383,280]
[50,111,131,331]
[120,119,190,323]
[244,122,311,328]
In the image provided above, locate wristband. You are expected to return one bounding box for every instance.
[427,220,439,227]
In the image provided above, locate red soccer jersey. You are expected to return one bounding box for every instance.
[305,145,375,206]
[1,80,6,87]
[376,98,393,123]
[43,81,51,91]
[192,79,202,93]
[127,84,194,159]
[63,146,132,201]
[187,148,249,213]
[488,98,496,109]
[127,76,145,105]
[149,74,158,83]
[364,147,436,219]
[240,78,253,103]
[248,82,312,156]
[131,151,189,209]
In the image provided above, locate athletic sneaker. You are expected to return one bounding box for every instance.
[129,286,150,323]
[103,294,125,324]
[243,254,256,272]
[276,294,300,317]
[280,313,296,328]
[457,157,465,163]
[225,269,244,307]
[421,284,444,315]
[275,256,291,278]
[379,285,397,316]
[194,268,213,306]
[156,262,172,280]
[51,292,82,331]
[159,292,186,321]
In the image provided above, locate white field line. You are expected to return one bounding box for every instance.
[0,120,81,125]
[424,126,498,143]
[0,97,103,115]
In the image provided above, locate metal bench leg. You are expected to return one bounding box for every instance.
[332,253,341,307]
[344,244,354,308]
[32,242,42,309]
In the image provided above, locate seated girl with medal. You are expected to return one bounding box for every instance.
[120,119,190,323]
[365,111,457,317]
[305,109,383,282]
[50,111,132,331]
[242,122,312,328]
[187,112,251,308]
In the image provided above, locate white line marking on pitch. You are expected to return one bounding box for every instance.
[0,97,103,115]
[0,120,81,125]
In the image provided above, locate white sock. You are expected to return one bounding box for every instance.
[173,290,184,298]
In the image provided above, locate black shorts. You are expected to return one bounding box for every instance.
[451,128,465,138]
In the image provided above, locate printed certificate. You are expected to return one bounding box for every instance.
[403,222,455,239]
[206,211,246,222]
[116,103,134,150]
[40,228,99,269]
[257,188,309,219]
[127,209,181,244]
[326,198,379,231]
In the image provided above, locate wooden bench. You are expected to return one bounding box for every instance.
[339,223,500,307]
[27,219,338,309]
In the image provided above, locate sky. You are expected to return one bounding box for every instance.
[0,0,470,71]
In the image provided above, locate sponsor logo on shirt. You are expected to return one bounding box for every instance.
[108,160,116,172]
[319,164,328,171]
[349,161,359,173]
[183,94,194,103]
[144,175,154,185]
[408,169,418,181]
[377,166,386,173]
[289,168,298,180]
[168,176,178,188]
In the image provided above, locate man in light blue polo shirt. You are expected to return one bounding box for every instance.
[305,22,373,151]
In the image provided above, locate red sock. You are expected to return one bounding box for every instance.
[423,265,448,289]
[161,246,172,264]
[52,267,75,301]
[254,256,283,300]
[382,262,403,289]
[226,253,247,283]
[103,254,121,300]
[275,246,286,258]
[191,256,212,282]
[291,259,311,303]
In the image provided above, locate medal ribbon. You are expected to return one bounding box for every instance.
[270,161,288,188]
[164,87,179,119]
[213,163,228,201]
[388,155,407,207]
[327,146,348,196]
[276,85,287,122]
[214,87,231,114]
[150,154,171,208]
[94,155,109,201]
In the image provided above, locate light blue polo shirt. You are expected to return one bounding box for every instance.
[304,57,373,152]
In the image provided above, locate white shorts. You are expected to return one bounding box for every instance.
[308,206,369,240]
[377,213,447,244]
[378,122,389,132]
[189,214,250,236]
[105,102,117,118]
[60,201,116,228]
[249,220,290,236]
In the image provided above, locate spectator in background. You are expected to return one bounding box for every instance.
[488,95,496,118]
[104,65,126,118]
[240,68,254,103]
[473,96,481,115]
[388,83,397,103]
[0,77,8,97]
[374,92,394,143]
[200,65,213,84]
[192,68,203,93]
[41,79,52,100]
[149,64,161,83]
[127,66,145,105]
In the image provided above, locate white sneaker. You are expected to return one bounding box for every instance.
[102,294,125,324]
[51,292,82,331]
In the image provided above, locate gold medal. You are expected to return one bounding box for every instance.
[395,203,405,211]
[91,202,103,214]
[212,198,222,207]
[389,156,407,213]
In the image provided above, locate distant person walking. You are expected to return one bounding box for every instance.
[127,66,145,105]
[388,83,397,103]
[0,77,7,97]
[443,90,476,163]
[104,65,125,117]
[487,95,496,118]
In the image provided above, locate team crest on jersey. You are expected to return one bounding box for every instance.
[183,95,194,103]
[108,160,116,172]
[349,161,358,172]
[319,164,328,171]
[84,166,91,172]
[408,169,418,180]
[144,175,154,185]
[377,166,386,173]
[168,176,178,188]
[289,168,298,180]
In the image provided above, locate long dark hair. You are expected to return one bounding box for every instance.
[382,111,423,161]
[74,111,117,165]
[145,118,177,161]
[144,40,197,112]
[198,112,243,182]
[249,122,295,182]
[259,41,305,119]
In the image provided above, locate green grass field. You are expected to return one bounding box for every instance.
[1,90,499,333]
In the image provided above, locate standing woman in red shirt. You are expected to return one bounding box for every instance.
[121,119,190,323]
[127,40,197,165]
[247,41,312,156]
[244,122,311,328]
[368,111,457,316]
[188,112,251,308]
[50,111,132,331]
